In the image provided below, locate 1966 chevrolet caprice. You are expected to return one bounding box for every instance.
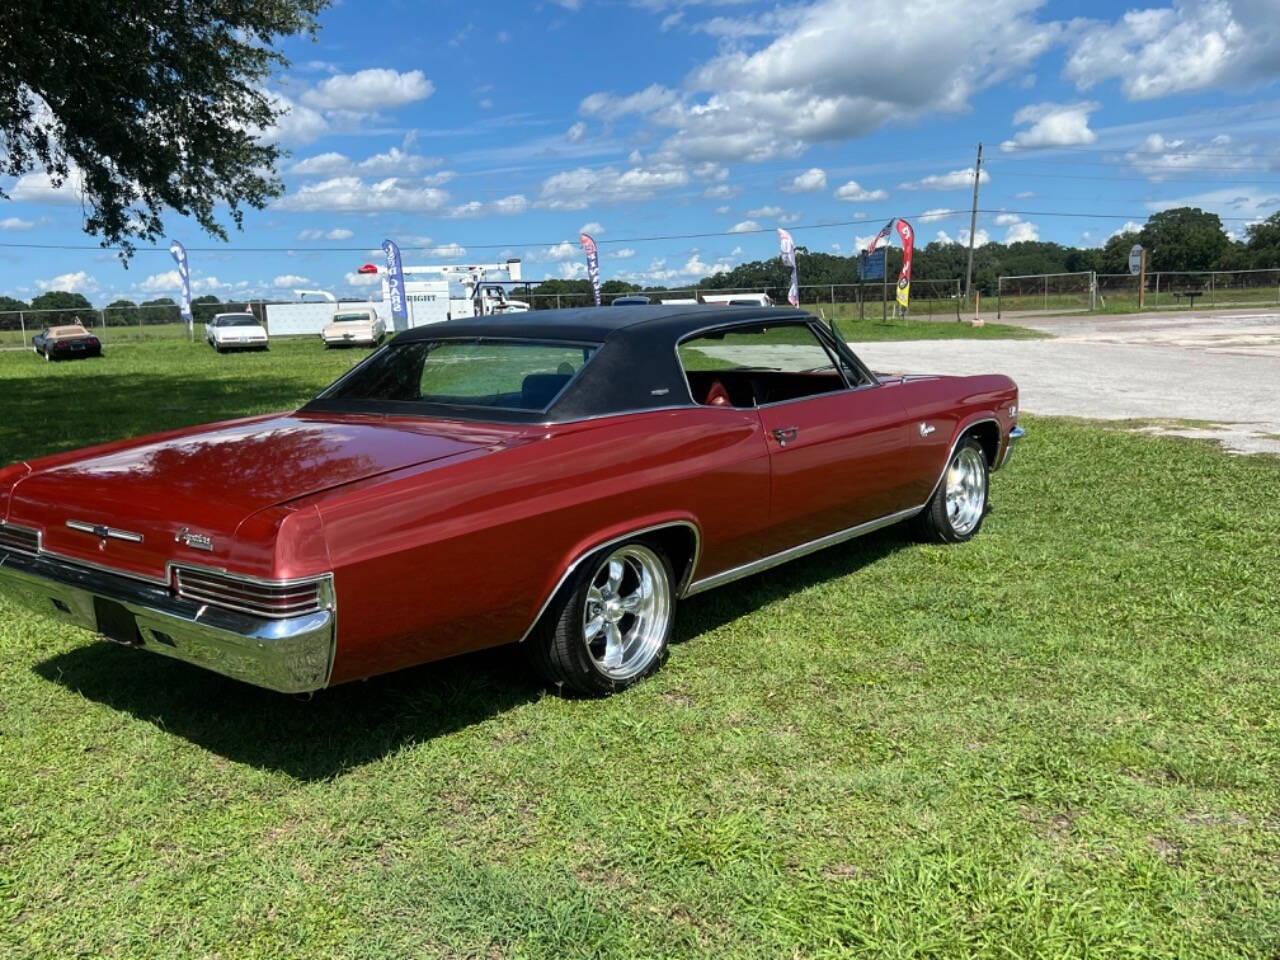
[0,306,1023,695]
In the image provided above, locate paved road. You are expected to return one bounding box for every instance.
[851,309,1280,455]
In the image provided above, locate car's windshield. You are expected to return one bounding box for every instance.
[319,339,598,413]
[217,315,258,327]
[332,313,371,323]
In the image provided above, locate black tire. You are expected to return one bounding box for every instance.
[913,436,990,544]
[527,540,676,696]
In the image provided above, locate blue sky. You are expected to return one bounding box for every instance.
[3,0,1279,304]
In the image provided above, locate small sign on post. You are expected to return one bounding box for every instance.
[1130,244,1147,310]
[1128,244,1143,276]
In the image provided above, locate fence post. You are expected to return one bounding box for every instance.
[98,310,107,345]
[997,279,1002,320]
[555,294,561,309]
[1153,273,1159,309]
[955,279,961,321]
[1043,275,1048,313]
[1210,272,1215,307]
[19,312,26,347]
[1090,272,1097,312]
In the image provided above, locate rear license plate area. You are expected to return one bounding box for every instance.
[94,597,142,645]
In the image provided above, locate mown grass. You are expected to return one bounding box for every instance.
[2,341,1279,958]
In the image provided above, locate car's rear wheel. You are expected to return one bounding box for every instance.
[528,541,675,696]
[914,437,989,543]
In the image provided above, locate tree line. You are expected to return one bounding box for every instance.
[0,292,252,330]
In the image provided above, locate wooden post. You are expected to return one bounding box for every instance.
[1138,248,1147,311]
[19,311,25,347]
[882,257,888,324]
[964,142,983,307]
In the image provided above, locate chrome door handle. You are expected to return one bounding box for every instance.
[772,426,799,446]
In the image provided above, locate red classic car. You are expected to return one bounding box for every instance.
[0,306,1022,695]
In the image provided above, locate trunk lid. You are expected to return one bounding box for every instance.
[8,412,522,581]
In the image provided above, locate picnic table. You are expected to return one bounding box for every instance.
[1172,290,1204,308]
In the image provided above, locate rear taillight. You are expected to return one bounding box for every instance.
[0,521,40,555]
[54,341,67,351]
[173,567,329,619]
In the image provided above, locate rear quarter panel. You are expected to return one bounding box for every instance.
[317,407,771,684]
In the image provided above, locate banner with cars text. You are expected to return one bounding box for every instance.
[168,240,193,332]
[382,239,408,323]
[580,233,601,306]
[778,228,799,307]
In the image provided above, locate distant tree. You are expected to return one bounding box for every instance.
[1139,207,1229,272]
[0,294,28,331]
[1245,211,1280,269]
[30,290,93,324]
[0,0,326,256]
[141,297,181,324]
[104,298,141,327]
[192,294,223,325]
[1100,231,1141,275]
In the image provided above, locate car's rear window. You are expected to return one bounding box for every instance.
[332,313,372,323]
[217,315,259,327]
[318,339,598,412]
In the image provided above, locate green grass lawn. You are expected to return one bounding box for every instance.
[2,341,1279,958]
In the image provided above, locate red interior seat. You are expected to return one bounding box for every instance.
[704,379,731,406]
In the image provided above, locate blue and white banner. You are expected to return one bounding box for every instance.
[168,240,193,328]
[778,228,799,307]
[381,239,408,322]
[579,233,601,306]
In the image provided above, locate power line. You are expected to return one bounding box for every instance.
[0,206,1267,256]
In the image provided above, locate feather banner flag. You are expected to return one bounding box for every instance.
[168,240,193,331]
[894,219,914,310]
[381,239,408,323]
[778,228,799,307]
[579,233,601,306]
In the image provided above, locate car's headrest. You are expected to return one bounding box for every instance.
[522,372,572,409]
[705,379,731,407]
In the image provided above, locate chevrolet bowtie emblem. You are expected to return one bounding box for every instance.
[66,519,145,551]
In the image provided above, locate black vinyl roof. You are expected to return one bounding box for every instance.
[309,305,820,423]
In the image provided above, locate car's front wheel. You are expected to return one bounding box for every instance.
[529,541,675,695]
[914,436,989,543]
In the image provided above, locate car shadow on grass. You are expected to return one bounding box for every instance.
[33,526,916,781]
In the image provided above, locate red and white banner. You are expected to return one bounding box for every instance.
[895,219,914,309]
[778,228,799,307]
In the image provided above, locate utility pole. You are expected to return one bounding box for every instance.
[963,142,983,308]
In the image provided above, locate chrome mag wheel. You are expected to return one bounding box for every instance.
[945,445,988,536]
[582,543,671,681]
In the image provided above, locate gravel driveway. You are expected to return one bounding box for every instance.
[851,309,1280,455]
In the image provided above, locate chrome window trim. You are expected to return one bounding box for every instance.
[517,520,702,644]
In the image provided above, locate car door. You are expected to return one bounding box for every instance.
[678,319,916,559]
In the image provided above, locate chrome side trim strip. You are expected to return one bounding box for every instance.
[683,506,920,597]
[517,520,702,643]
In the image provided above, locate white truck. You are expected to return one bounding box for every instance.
[388,259,529,328]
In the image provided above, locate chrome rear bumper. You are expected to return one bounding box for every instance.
[0,548,334,693]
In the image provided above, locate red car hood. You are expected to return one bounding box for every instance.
[7,413,523,580]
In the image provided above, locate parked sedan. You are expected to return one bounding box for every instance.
[321,307,386,348]
[32,322,102,361]
[0,306,1022,696]
[206,312,268,352]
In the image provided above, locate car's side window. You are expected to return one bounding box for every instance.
[678,322,849,408]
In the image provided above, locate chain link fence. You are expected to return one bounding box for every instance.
[528,280,963,322]
[998,268,1280,317]
[0,302,269,349]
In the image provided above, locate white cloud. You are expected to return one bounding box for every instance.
[704,184,741,199]
[834,180,888,202]
[302,69,434,112]
[290,152,351,176]
[1144,186,1280,221]
[261,92,328,145]
[1125,132,1261,181]
[729,220,761,233]
[358,147,443,176]
[611,247,637,259]
[0,216,35,230]
[580,221,605,235]
[609,0,1059,163]
[1109,220,1144,239]
[1000,100,1099,151]
[693,162,729,182]
[1064,1,1277,101]
[779,212,801,224]
[297,227,355,241]
[566,121,587,143]
[344,270,382,287]
[9,169,85,205]
[540,241,579,261]
[746,205,784,218]
[899,167,990,190]
[934,227,990,246]
[999,215,1040,242]
[38,271,97,295]
[1013,190,1037,199]
[919,208,952,222]
[579,83,679,119]
[537,163,689,210]
[558,262,588,280]
[272,274,310,288]
[275,176,450,213]
[785,168,827,192]
[138,271,183,293]
[446,194,528,218]
[424,243,467,259]
[714,205,731,214]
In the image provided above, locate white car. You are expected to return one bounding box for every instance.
[206,312,269,352]
[321,307,386,348]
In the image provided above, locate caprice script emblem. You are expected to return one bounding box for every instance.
[175,527,214,552]
[66,519,144,551]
